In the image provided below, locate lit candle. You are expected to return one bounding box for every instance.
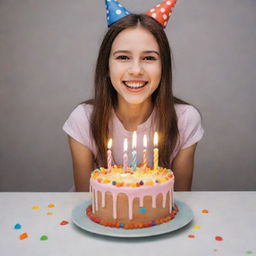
[143,134,147,168]
[123,138,128,173]
[153,132,158,170]
[131,131,137,172]
[107,138,112,172]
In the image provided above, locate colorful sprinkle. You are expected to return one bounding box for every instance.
[193,225,201,229]
[215,236,223,241]
[40,235,48,241]
[188,234,195,238]
[47,212,53,215]
[112,181,116,185]
[202,209,209,213]
[14,224,22,230]
[32,205,40,210]
[48,204,55,208]
[120,224,125,228]
[60,220,69,225]
[19,233,28,240]
[139,208,146,213]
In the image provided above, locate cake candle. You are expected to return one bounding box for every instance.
[131,131,137,172]
[153,132,158,170]
[107,138,112,172]
[143,134,147,169]
[123,138,128,173]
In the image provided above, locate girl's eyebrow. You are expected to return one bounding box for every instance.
[113,50,160,56]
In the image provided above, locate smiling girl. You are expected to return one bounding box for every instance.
[63,1,204,192]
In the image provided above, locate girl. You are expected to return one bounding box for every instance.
[63,1,204,192]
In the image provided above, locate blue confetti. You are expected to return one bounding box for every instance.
[14,224,22,230]
[140,208,146,213]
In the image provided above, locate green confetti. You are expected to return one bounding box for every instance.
[246,251,253,254]
[40,235,48,241]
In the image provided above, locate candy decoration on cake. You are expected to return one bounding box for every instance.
[145,0,177,28]
[105,0,131,27]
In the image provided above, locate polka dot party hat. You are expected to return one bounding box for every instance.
[146,0,177,28]
[105,0,131,27]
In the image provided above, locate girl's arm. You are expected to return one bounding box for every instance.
[68,136,93,192]
[171,143,197,191]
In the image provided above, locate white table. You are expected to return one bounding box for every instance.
[0,192,255,256]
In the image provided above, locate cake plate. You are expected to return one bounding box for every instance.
[72,200,193,238]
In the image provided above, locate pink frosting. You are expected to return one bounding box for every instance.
[90,177,174,220]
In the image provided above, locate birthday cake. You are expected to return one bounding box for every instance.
[86,165,178,229]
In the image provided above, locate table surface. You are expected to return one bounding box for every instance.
[0,192,255,256]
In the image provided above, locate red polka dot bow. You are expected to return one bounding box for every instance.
[145,0,177,28]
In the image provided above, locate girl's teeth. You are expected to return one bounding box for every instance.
[124,82,146,88]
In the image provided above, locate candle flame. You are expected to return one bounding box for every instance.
[153,132,158,147]
[107,138,112,149]
[124,138,128,152]
[143,134,147,148]
[132,131,137,149]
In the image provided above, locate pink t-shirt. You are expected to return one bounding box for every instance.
[63,103,204,167]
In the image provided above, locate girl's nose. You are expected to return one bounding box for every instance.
[128,60,143,76]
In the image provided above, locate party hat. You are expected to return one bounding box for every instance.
[145,0,177,28]
[105,0,131,27]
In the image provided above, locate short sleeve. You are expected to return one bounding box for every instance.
[177,105,204,149]
[62,104,93,150]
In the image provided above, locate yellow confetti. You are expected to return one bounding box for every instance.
[47,212,53,215]
[48,204,55,208]
[193,225,201,229]
[32,205,40,210]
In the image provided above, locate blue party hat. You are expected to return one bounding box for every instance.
[105,0,131,27]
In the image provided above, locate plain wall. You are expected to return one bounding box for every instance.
[0,0,255,191]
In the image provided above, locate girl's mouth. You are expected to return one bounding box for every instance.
[122,81,148,91]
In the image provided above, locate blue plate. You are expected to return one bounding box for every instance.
[72,200,193,238]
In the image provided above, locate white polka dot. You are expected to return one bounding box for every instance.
[163,14,167,20]
[107,10,109,14]
[160,8,165,13]
[118,4,122,7]
[150,8,155,12]
[107,0,111,2]
[167,1,171,5]
[152,13,157,18]
[125,11,129,15]
[107,16,110,20]
[116,9,122,15]
[156,4,160,7]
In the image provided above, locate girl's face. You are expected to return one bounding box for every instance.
[109,26,162,106]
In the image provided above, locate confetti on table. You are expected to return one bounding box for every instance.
[60,220,69,225]
[40,235,48,241]
[19,233,28,240]
[32,205,40,210]
[188,234,195,238]
[202,209,209,214]
[215,236,223,241]
[14,224,22,230]
[47,212,53,216]
[193,225,201,229]
[48,204,55,208]
[246,251,253,254]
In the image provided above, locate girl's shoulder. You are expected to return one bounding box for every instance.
[175,104,201,119]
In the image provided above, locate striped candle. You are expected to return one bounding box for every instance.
[143,134,147,168]
[131,131,137,172]
[107,138,112,172]
[123,138,128,173]
[153,132,158,170]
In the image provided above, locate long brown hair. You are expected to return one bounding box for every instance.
[85,14,188,168]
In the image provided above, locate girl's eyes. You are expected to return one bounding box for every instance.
[115,56,157,61]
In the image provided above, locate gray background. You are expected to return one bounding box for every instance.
[0,0,255,191]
